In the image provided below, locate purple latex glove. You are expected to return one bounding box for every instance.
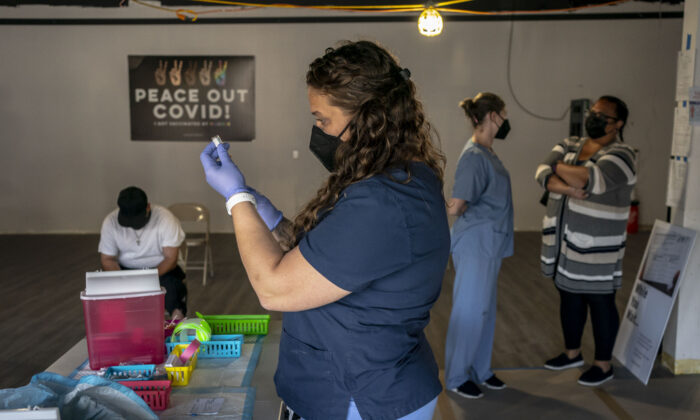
[250,188,284,231]
[199,142,249,199]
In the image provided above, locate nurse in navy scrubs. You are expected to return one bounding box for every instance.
[200,40,450,420]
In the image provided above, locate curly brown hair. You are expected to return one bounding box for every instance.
[287,40,446,248]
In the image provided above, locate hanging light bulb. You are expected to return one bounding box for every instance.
[418,6,443,37]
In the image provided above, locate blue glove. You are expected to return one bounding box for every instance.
[250,188,284,230]
[199,142,248,199]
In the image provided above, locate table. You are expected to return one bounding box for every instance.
[45,320,282,419]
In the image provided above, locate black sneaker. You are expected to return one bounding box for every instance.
[544,353,584,370]
[450,380,483,399]
[482,375,506,390]
[578,366,614,386]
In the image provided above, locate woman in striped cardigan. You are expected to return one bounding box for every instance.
[534,96,636,387]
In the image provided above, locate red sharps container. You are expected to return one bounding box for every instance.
[81,269,165,370]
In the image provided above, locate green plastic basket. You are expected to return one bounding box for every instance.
[202,314,270,335]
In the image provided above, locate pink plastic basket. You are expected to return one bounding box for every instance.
[117,380,171,411]
[164,319,181,339]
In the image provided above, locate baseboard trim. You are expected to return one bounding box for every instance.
[662,352,700,375]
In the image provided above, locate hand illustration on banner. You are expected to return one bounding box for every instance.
[215,60,228,87]
[184,61,198,86]
[199,60,213,86]
[155,60,168,86]
[169,60,183,86]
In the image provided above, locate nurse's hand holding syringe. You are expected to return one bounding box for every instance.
[203,136,283,231]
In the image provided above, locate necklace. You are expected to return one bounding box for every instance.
[133,229,144,246]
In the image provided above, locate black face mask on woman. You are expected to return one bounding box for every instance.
[585,114,609,139]
[309,124,349,172]
[495,119,511,140]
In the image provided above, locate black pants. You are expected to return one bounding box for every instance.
[160,266,188,316]
[121,265,187,316]
[558,288,619,361]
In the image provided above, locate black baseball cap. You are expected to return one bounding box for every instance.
[117,186,150,229]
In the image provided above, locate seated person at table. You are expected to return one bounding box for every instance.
[98,186,187,319]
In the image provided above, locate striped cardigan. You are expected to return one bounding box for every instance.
[534,136,637,294]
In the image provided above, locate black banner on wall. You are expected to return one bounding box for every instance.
[128,55,254,141]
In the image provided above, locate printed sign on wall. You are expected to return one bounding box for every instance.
[128,55,254,141]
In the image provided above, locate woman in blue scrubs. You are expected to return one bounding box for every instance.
[200,41,450,420]
[444,92,514,399]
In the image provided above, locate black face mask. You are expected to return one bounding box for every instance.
[585,114,609,139]
[495,118,511,140]
[309,124,349,172]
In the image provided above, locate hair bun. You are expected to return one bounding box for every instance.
[459,98,476,118]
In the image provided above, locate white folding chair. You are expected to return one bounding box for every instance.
[168,203,214,286]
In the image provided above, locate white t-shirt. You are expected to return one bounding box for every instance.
[98,204,185,269]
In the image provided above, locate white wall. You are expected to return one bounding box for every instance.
[663,0,700,371]
[0,13,681,232]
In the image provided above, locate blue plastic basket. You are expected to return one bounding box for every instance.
[166,334,243,358]
[104,364,156,381]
